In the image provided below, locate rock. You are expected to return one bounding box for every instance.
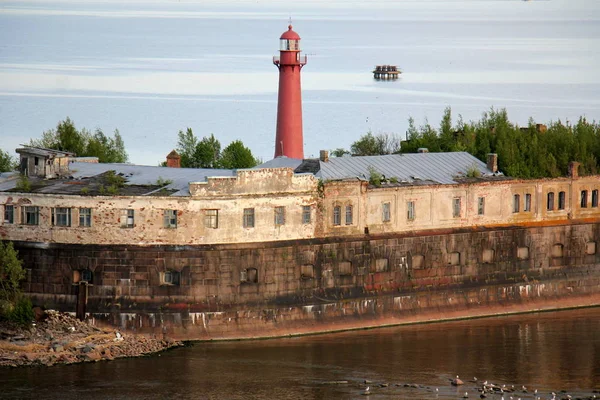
[81,344,95,354]
[52,344,64,353]
[33,306,46,321]
[84,351,102,362]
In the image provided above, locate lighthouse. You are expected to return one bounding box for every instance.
[273,25,307,159]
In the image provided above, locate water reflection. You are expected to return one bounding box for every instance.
[2,308,599,399]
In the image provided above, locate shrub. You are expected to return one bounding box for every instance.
[7,296,34,326]
[466,164,482,178]
[15,174,32,192]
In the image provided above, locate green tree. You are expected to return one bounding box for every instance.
[194,134,222,168]
[350,132,401,156]
[30,118,128,163]
[0,241,26,301]
[220,140,259,169]
[331,148,350,157]
[0,149,16,172]
[176,128,198,168]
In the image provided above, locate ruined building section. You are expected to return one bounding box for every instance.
[0,150,599,339]
[16,146,73,179]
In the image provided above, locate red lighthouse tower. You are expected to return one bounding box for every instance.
[273,25,307,159]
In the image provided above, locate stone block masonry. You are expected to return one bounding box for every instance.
[13,221,600,340]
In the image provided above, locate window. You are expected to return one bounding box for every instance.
[586,241,597,255]
[382,202,391,222]
[345,205,353,225]
[333,205,341,226]
[513,194,520,213]
[552,243,564,258]
[163,209,177,228]
[22,206,39,225]
[524,194,531,212]
[412,255,424,269]
[204,209,218,229]
[547,192,555,211]
[3,205,14,224]
[52,207,71,227]
[274,206,285,226]
[407,201,415,221]
[592,190,599,208]
[448,252,461,265]
[301,264,315,279]
[482,249,494,263]
[558,191,566,210]
[581,190,588,208]
[243,208,255,228]
[375,258,388,272]
[79,208,92,227]
[302,205,311,224]
[121,209,134,228]
[161,270,181,286]
[477,197,485,215]
[240,267,258,283]
[339,261,352,276]
[452,198,461,218]
[517,246,529,260]
[73,269,93,283]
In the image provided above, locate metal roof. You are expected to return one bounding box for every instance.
[68,162,235,196]
[255,156,302,170]
[316,152,493,184]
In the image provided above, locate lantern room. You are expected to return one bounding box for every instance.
[279,25,301,51]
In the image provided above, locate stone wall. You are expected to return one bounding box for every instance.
[13,221,600,339]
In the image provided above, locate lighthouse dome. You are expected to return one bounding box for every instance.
[280,25,301,40]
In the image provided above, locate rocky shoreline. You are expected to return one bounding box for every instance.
[0,310,182,368]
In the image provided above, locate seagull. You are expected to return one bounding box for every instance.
[463,392,469,398]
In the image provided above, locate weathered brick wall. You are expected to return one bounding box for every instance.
[13,221,600,338]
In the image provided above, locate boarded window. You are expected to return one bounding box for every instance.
[513,194,520,213]
[382,202,391,222]
[558,191,566,210]
[407,201,415,221]
[300,264,315,279]
[482,249,495,263]
[412,254,424,269]
[592,190,599,208]
[333,206,341,226]
[375,258,388,272]
[586,241,597,255]
[477,197,485,215]
[338,261,352,276]
[452,198,461,218]
[552,244,564,258]
[274,206,285,226]
[121,209,134,228]
[204,209,218,229]
[517,246,529,260]
[581,190,588,208]
[547,192,555,211]
[243,208,255,228]
[448,252,461,265]
[163,209,177,228]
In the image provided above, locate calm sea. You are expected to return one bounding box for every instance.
[1,0,599,164]
[1,307,599,399]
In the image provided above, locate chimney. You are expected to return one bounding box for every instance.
[568,161,580,179]
[417,148,429,153]
[319,150,329,162]
[487,153,498,173]
[166,150,181,168]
